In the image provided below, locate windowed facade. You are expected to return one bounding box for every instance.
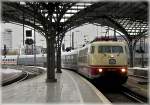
[79,48,88,63]
[63,54,78,65]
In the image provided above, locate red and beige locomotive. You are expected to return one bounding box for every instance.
[62,38,128,84]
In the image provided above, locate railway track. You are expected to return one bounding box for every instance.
[121,86,148,103]
[2,71,29,86]
[2,65,45,86]
[65,68,148,103]
[95,85,148,104]
[90,77,148,104]
[129,74,148,79]
[128,74,148,85]
[3,65,45,75]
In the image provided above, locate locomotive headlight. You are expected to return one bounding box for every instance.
[110,55,114,58]
[121,68,126,72]
[98,68,103,73]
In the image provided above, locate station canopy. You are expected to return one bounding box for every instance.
[2,1,148,40]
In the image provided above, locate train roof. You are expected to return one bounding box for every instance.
[62,41,128,55]
[62,49,78,55]
[91,41,127,46]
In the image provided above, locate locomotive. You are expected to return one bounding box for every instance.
[62,39,128,84]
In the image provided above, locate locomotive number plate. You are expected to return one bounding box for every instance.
[109,59,116,64]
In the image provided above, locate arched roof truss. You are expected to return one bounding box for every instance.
[2,1,148,41]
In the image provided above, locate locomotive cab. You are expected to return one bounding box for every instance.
[88,41,128,83]
[62,39,128,84]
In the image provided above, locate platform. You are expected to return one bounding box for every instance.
[2,68,111,104]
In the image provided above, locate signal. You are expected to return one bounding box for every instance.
[25,38,34,45]
[26,30,32,37]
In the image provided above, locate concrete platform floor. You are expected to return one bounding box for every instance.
[1,68,111,104]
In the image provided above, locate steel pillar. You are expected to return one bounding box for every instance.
[56,45,62,73]
[129,40,135,67]
[46,37,57,82]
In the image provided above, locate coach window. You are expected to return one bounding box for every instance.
[90,46,95,53]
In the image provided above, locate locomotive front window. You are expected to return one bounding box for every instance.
[98,46,123,53]
[98,46,111,53]
[112,46,123,53]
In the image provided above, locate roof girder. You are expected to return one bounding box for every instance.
[2,1,148,41]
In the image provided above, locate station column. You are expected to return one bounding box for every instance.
[46,36,57,82]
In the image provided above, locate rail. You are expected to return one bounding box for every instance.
[2,71,29,86]
[121,86,148,103]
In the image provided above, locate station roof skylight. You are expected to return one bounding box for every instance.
[61,3,92,22]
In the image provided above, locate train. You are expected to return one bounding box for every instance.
[1,40,128,84]
[61,40,129,84]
